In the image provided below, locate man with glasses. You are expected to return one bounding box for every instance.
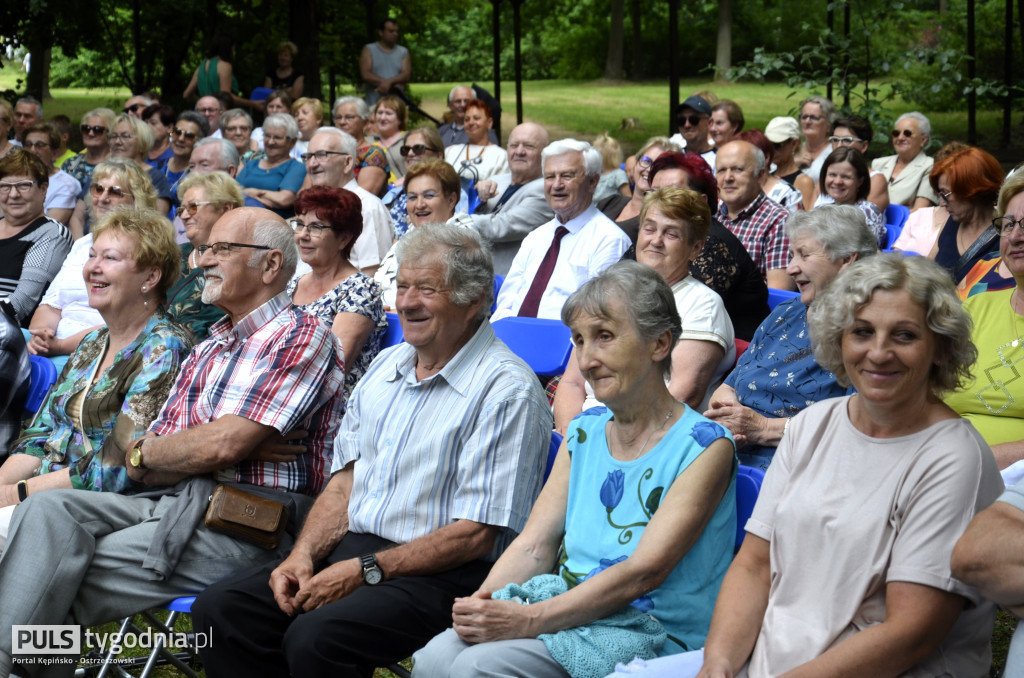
[302,127,393,275]
[671,95,716,167]
[827,115,889,212]
[493,139,630,320]
[13,96,42,143]
[122,94,154,119]
[0,207,346,678]
[460,122,554,275]
[196,95,225,139]
[438,85,498,148]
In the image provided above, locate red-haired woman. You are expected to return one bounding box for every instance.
[928,146,1004,284]
[443,98,509,184]
[288,186,386,402]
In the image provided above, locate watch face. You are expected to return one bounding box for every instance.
[364,567,383,585]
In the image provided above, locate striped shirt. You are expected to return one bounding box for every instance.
[0,215,73,323]
[151,291,346,495]
[334,320,551,560]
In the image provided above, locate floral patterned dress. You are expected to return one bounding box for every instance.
[164,243,226,343]
[287,272,386,404]
[9,313,192,493]
[559,406,736,655]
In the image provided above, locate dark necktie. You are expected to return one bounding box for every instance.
[517,226,569,318]
[475,183,523,214]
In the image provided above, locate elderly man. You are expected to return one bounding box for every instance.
[192,224,550,676]
[0,208,345,678]
[672,95,715,166]
[715,140,794,291]
[301,127,393,275]
[492,139,630,320]
[438,85,498,148]
[331,96,389,196]
[13,96,43,143]
[167,137,241,242]
[456,122,554,276]
[360,18,411,105]
[123,94,154,118]
[196,95,224,138]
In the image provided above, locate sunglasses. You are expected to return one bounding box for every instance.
[123,103,144,114]
[400,144,438,157]
[90,183,128,199]
[676,115,705,127]
[81,125,107,136]
[892,129,915,138]
[172,127,199,141]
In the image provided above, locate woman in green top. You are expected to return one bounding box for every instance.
[184,34,263,111]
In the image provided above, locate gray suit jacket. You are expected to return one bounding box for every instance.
[469,175,554,275]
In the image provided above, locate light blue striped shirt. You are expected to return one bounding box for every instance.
[334,320,551,560]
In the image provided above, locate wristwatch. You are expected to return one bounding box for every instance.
[129,438,147,469]
[359,553,383,585]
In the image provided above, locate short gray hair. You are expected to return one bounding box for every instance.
[786,206,878,263]
[808,253,975,394]
[800,95,837,125]
[561,260,682,378]
[542,139,602,178]
[221,108,253,131]
[193,137,239,170]
[313,127,358,157]
[177,110,210,138]
[263,113,299,141]
[332,96,370,120]
[250,217,298,280]
[395,223,494,321]
[896,111,931,138]
[750,144,766,175]
[17,96,43,119]
[637,136,682,159]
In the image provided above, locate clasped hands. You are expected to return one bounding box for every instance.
[451,590,538,644]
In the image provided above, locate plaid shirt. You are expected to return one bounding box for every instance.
[718,193,791,279]
[150,291,345,495]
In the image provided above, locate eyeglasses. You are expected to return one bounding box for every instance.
[892,129,915,138]
[0,180,39,195]
[109,133,136,142]
[800,114,823,123]
[224,125,251,134]
[333,114,361,123]
[172,127,199,141]
[123,103,144,114]
[937,189,953,204]
[994,216,1024,237]
[400,144,438,157]
[300,150,348,163]
[197,107,221,115]
[180,200,215,215]
[81,125,107,136]
[676,115,704,127]
[196,242,272,259]
[22,141,51,151]
[288,219,335,237]
[90,183,128,199]
[637,155,655,170]
[829,136,863,146]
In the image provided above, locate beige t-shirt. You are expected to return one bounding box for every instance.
[743,396,1003,677]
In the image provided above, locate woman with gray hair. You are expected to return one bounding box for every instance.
[618,253,1002,678]
[795,95,836,181]
[162,110,209,187]
[414,260,736,677]
[236,113,305,218]
[704,205,876,469]
[331,95,390,196]
[221,108,258,168]
[108,113,173,216]
[871,111,939,209]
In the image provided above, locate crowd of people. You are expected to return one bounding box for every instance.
[1,17,1024,678]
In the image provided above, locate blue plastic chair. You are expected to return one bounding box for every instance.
[249,87,274,102]
[93,596,202,677]
[767,288,799,311]
[381,312,404,348]
[25,355,57,416]
[735,465,765,552]
[492,317,573,377]
[883,204,910,249]
[491,275,504,314]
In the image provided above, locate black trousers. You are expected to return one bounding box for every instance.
[192,532,492,678]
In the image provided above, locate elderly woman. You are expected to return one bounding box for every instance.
[237,113,306,218]
[142,103,175,171]
[0,207,191,547]
[22,123,80,224]
[331,95,389,196]
[375,95,409,180]
[443,98,509,186]
[598,136,682,245]
[556,187,735,431]
[375,159,461,309]
[288,186,386,403]
[0,101,16,159]
[166,171,243,340]
[414,260,736,677]
[623,254,1003,678]
[28,159,157,366]
[108,113,173,215]
[264,41,304,100]
[221,108,259,168]
[817,147,886,245]
[709,100,743,149]
[704,206,876,469]
[926,146,1004,283]
[871,112,939,208]
[61,107,117,188]
[382,126,449,239]
[944,172,1024,467]
[0,150,73,325]
[251,90,293,151]
[291,97,323,161]
[163,110,209,187]
[795,96,835,182]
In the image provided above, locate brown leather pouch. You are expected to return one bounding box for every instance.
[204,485,290,550]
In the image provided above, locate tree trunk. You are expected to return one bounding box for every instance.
[605,0,624,80]
[25,24,48,100]
[290,0,320,100]
[715,0,733,82]
[630,0,642,79]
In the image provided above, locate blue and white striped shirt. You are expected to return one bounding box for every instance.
[334,320,551,560]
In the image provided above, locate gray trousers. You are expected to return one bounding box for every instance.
[0,489,292,678]
[412,627,570,678]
